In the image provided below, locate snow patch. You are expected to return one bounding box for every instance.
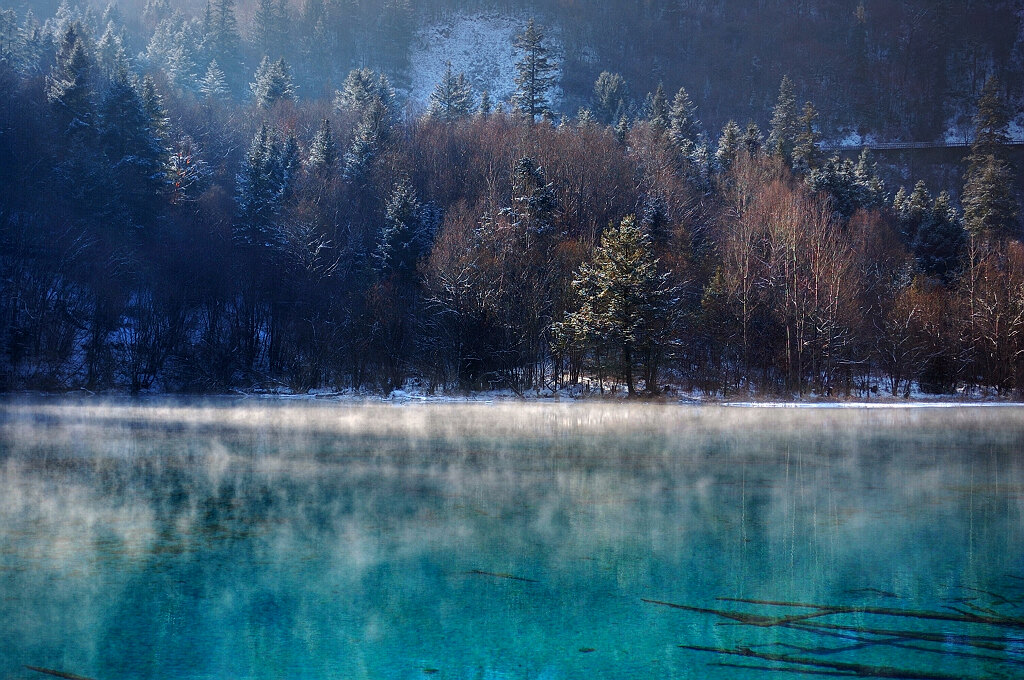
[407,12,563,112]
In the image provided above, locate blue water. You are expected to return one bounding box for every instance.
[1,401,1023,679]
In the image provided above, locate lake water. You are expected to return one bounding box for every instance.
[1,400,1023,680]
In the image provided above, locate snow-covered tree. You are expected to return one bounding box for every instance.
[716,119,742,172]
[512,18,557,123]
[307,117,337,178]
[668,86,700,153]
[767,75,798,161]
[592,71,627,125]
[250,56,295,108]
[426,61,473,123]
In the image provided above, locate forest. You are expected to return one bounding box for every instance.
[0,0,1022,397]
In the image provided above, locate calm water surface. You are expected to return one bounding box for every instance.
[1,400,1023,680]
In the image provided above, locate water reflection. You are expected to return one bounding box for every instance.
[1,400,1023,679]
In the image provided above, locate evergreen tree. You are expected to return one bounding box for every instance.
[512,18,557,123]
[251,0,288,57]
[614,114,629,144]
[95,21,127,81]
[478,89,491,116]
[767,75,799,161]
[716,119,742,172]
[307,117,337,178]
[894,180,932,243]
[204,0,241,85]
[791,100,821,174]
[236,122,285,249]
[199,58,228,100]
[250,56,295,109]
[505,157,557,235]
[742,120,763,155]
[343,97,389,185]
[912,191,965,283]
[99,66,167,229]
[334,67,393,115]
[555,215,674,395]
[646,83,669,131]
[46,23,94,133]
[377,176,427,277]
[668,86,701,153]
[426,61,473,123]
[592,71,628,125]
[962,76,1019,240]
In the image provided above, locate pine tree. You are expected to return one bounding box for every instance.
[962,76,1019,240]
[204,0,240,85]
[592,71,628,125]
[505,157,557,235]
[894,180,931,243]
[199,59,228,100]
[512,18,557,123]
[912,191,965,283]
[555,215,673,395]
[46,23,94,133]
[334,67,393,114]
[236,122,285,249]
[307,117,337,178]
[377,176,426,277]
[250,56,295,109]
[668,86,701,153]
[426,61,473,123]
[478,89,491,116]
[99,66,167,229]
[767,75,799,161]
[646,83,669,131]
[343,98,389,185]
[791,101,821,174]
[716,120,742,172]
[742,121,763,155]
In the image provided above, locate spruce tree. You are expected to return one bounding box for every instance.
[555,215,673,395]
[505,157,557,235]
[236,122,284,249]
[376,176,426,278]
[512,18,557,123]
[894,180,932,243]
[791,101,821,174]
[307,118,337,178]
[426,61,473,123]
[478,90,491,116]
[742,121,763,155]
[962,76,1019,240]
[250,56,295,109]
[199,59,228,100]
[767,75,799,161]
[334,67,393,114]
[912,191,965,283]
[668,86,701,153]
[592,71,628,125]
[204,0,240,85]
[716,120,742,172]
[646,83,669,131]
[46,23,94,133]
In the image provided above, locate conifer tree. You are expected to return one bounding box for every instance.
[426,61,473,123]
[377,176,426,277]
[742,121,763,155]
[791,101,821,174]
[512,18,557,123]
[250,56,295,109]
[343,98,389,185]
[252,0,288,57]
[767,75,799,161]
[334,67,393,115]
[894,180,932,243]
[307,118,337,178]
[204,0,240,85]
[505,157,557,235]
[668,86,701,153]
[199,58,228,100]
[646,83,669,131]
[478,90,491,116]
[912,191,965,283]
[962,76,1019,240]
[555,215,673,395]
[716,120,742,172]
[592,71,628,125]
[47,23,94,133]
[236,122,285,248]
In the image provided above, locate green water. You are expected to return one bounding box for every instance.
[1,400,1023,680]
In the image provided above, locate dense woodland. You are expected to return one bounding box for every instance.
[0,1,1022,396]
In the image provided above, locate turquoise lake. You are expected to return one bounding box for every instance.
[1,400,1023,679]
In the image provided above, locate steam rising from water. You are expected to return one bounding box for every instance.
[1,400,1023,679]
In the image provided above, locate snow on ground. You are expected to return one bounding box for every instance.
[407,11,563,112]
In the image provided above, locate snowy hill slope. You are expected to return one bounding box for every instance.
[407,12,563,113]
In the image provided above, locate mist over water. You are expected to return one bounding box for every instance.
[1,400,1023,679]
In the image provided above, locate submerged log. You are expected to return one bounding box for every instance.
[465,569,539,583]
[25,667,96,680]
[679,645,977,680]
[718,597,1024,628]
